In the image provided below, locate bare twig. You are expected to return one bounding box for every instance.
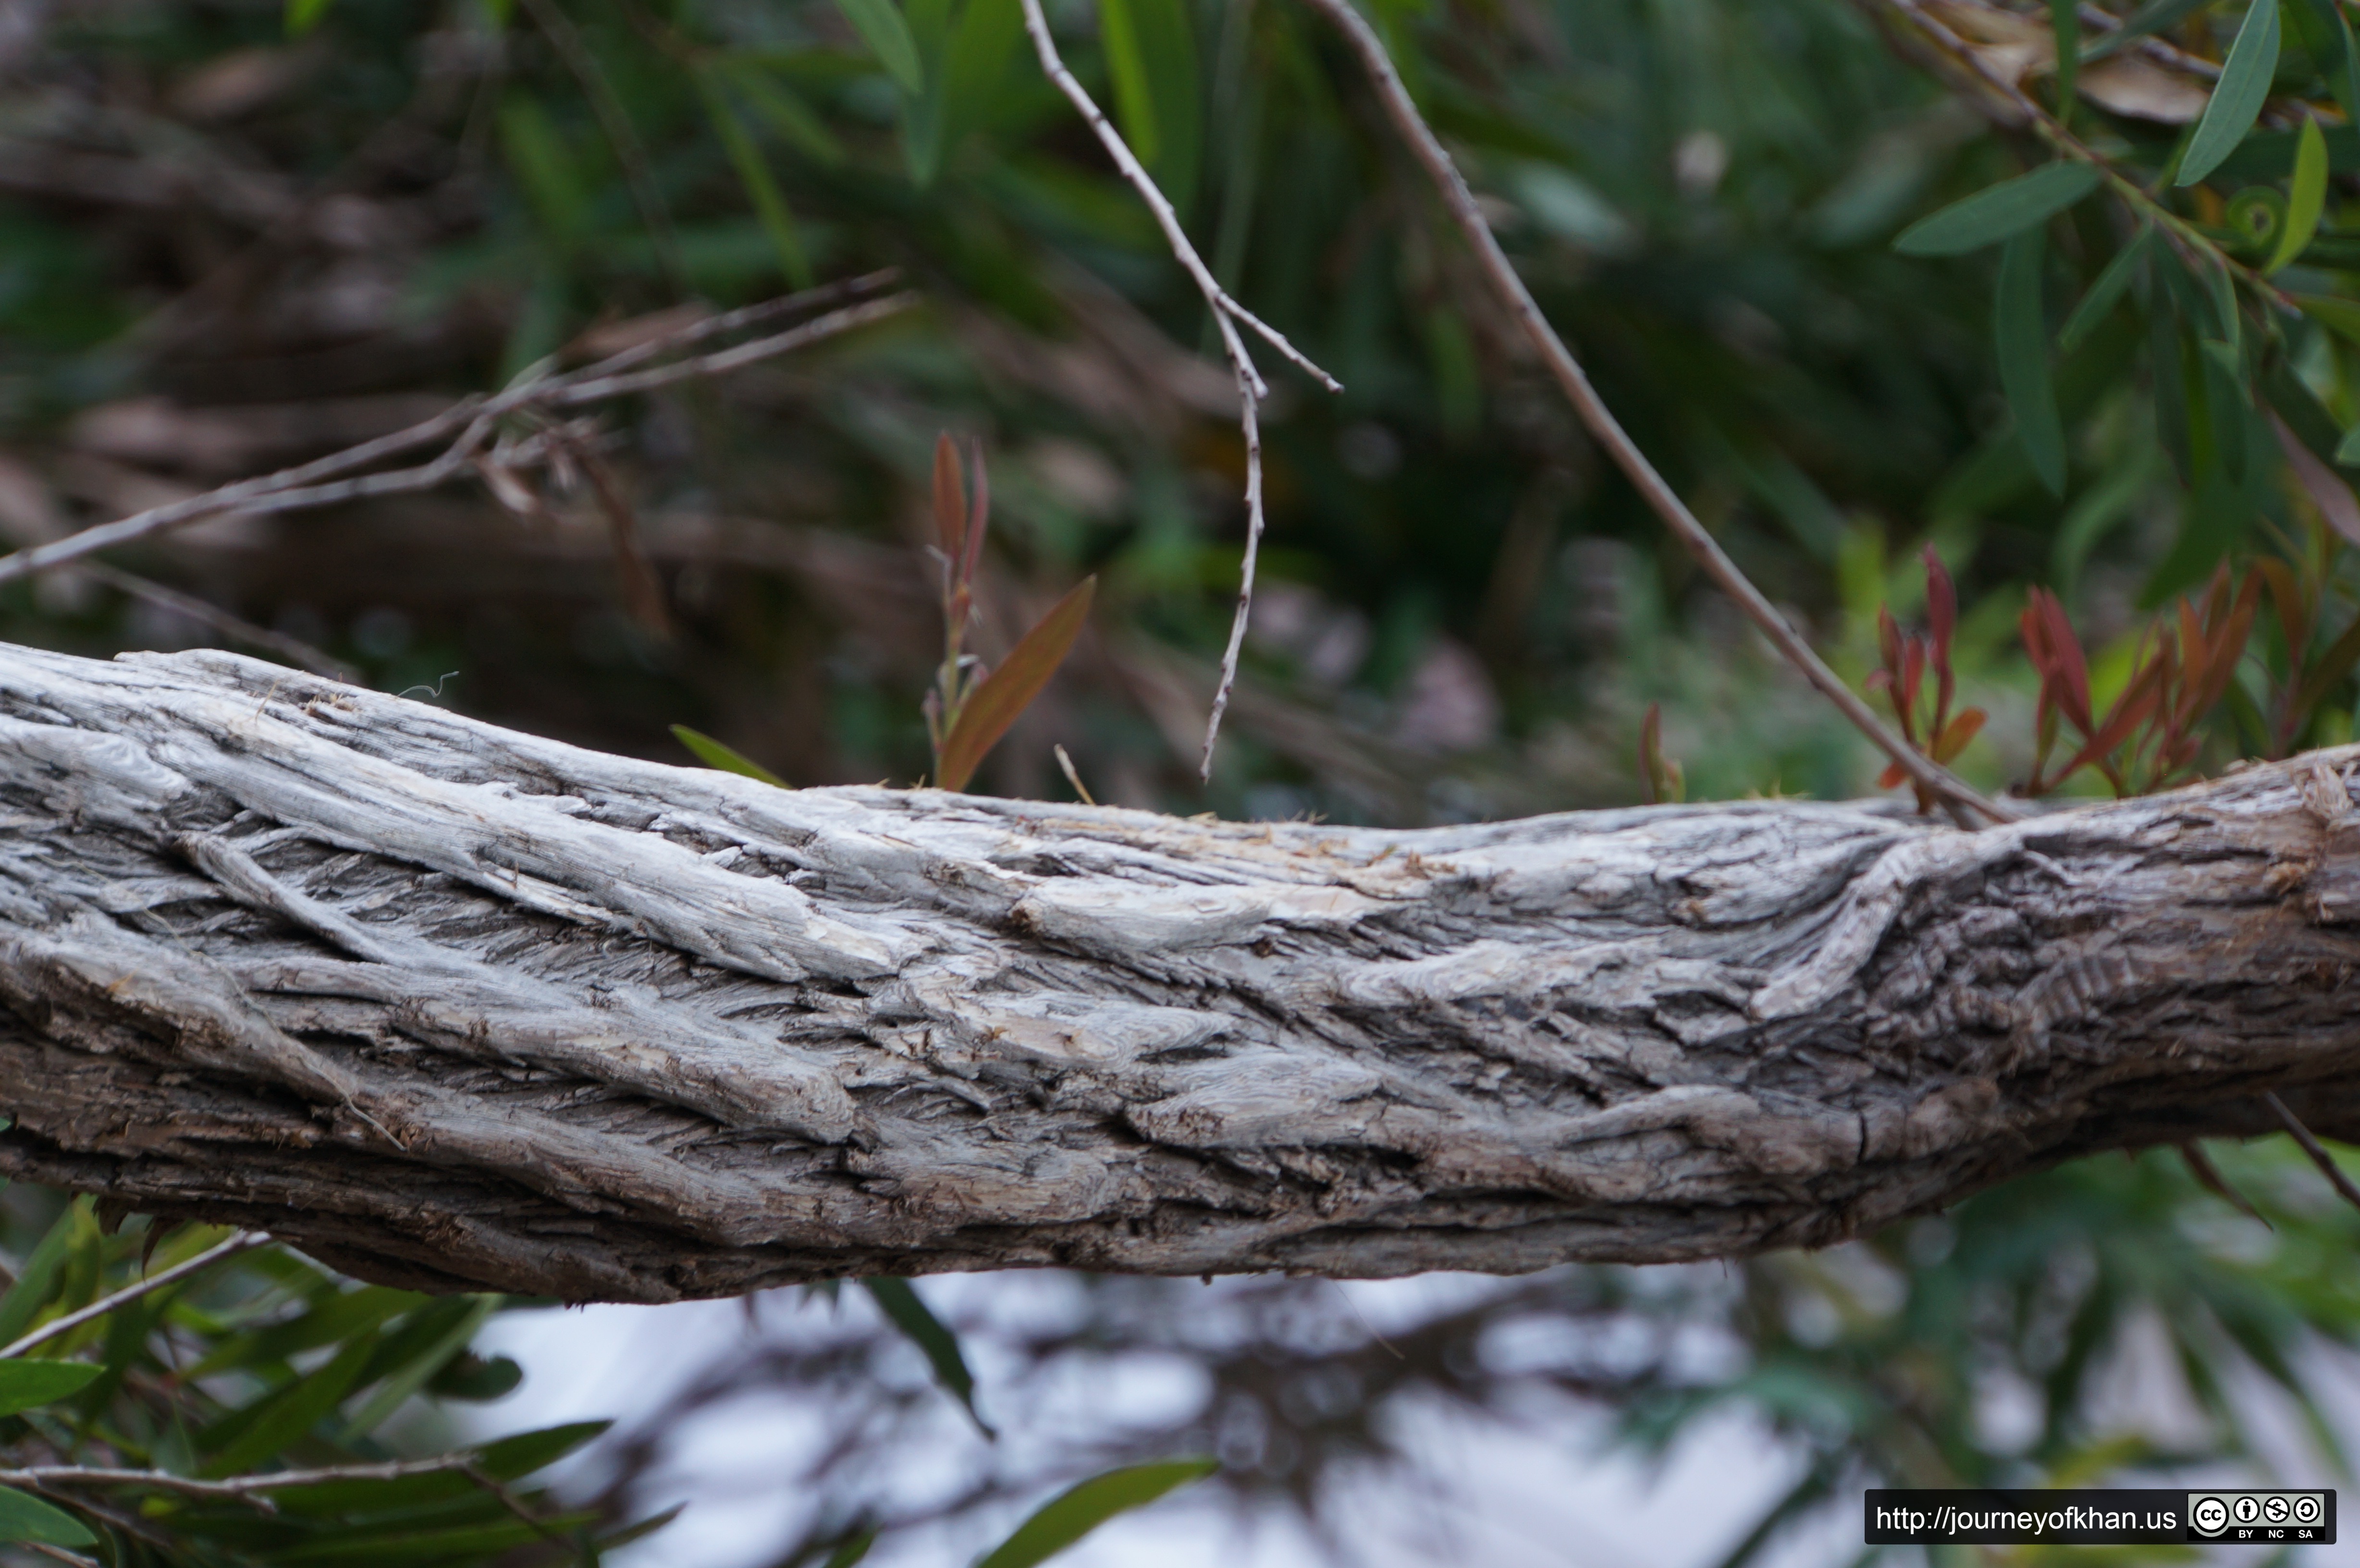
[1017,0,1341,784]
[0,280,912,591]
[1293,0,2011,828]
[2176,1141,2270,1228]
[0,1452,485,1508]
[0,1231,270,1360]
[2264,1091,2360,1213]
[1054,743,1097,805]
[23,1544,102,1567]
[80,562,359,683]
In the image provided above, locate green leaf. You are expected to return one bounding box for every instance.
[1097,0,1161,165]
[836,0,924,94]
[2269,116,2329,272]
[862,1278,993,1435]
[1893,162,2102,256]
[974,1459,1217,1568]
[671,725,787,787]
[2337,425,2360,464]
[824,1527,879,1568]
[2059,227,2151,351]
[340,1296,498,1438]
[902,0,954,185]
[0,1359,102,1418]
[2178,0,2281,187]
[1997,229,2067,496]
[2287,0,2360,126]
[2297,292,2360,349]
[942,0,1026,159]
[0,1487,93,1547]
[698,76,815,290]
[721,62,847,165]
[285,0,333,35]
[2049,0,2078,122]
[934,575,1096,793]
[200,1330,377,1477]
[0,1200,88,1349]
[499,98,590,244]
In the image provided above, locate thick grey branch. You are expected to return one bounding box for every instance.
[0,643,2355,1302]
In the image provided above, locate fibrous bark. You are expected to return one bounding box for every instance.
[0,643,2355,1301]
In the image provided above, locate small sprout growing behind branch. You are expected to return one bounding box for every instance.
[924,434,1096,794]
[1864,546,1988,813]
[1637,703,1684,805]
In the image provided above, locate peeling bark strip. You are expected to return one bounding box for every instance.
[0,644,2357,1301]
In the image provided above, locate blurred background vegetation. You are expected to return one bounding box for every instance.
[4,0,2360,1562]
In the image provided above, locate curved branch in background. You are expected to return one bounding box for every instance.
[1,643,2356,1300]
[1017,0,1342,784]
[0,274,914,591]
[1292,0,2012,828]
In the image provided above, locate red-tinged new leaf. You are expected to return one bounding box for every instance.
[2024,589,2093,733]
[960,437,989,587]
[1639,703,1664,805]
[1932,707,1987,764]
[1876,604,1904,681]
[935,576,1097,793]
[2058,655,2168,784]
[1923,545,1957,654]
[2257,557,2308,669]
[1864,669,1893,694]
[932,434,966,564]
[1900,636,1926,725]
[1879,760,1908,789]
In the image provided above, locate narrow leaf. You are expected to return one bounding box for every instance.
[934,433,967,562]
[862,1278,993,1435]
[2287,0,2360,126]
[1893,162,2102,256]
[1097,0,1161,165]
[2060,227,2151,352]
[2050,0,2079,122]
[1932,708,1988,763]
[2270,116,2329,273]
[1997,229,2068,496]
[935,576,1097,793]
[698,76,814,289]
[2178,0,2282,187]
[0,1360,102,1418]
[824,1527,880,1568]
[0,1488,93,1547]
[975,1460,1217,1568]
[836,0,924,94]
[286,0,333,35]
[671,726,787,788]
[2338,425,2360,465]
[0,1200,86,1349]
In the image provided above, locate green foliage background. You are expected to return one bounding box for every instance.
[1,0,2360,1561]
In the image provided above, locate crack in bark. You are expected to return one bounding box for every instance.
[0,643,2354,1300]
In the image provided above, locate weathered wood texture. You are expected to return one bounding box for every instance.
[0,643,2356,1301]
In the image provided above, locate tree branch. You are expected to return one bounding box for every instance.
[0,643,2356,1299]
[0,275,913,590]
[1292,0,2012,828]
[0,1231,269,1360]
[1017,0,1341,784]
[0,1453,484,1507]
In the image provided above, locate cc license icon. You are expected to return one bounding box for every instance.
[2265,1495,2291,1525]
[2295,1494,2325,1526]
[2191,1495,2229,1536]
[2235,1494,2263,1525]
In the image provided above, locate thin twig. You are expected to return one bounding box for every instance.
[0,285,913,590]
[0,1452,484,1506]
[23,1544,102,1567]
[1054,743,1096,805]
[1017,0,1341,784]
[2264,1091,2360,1213]
[1293,0,2012,828]
[0,1231,270,1360]
[80,562,359,682]
[2176,1141,2270,1228]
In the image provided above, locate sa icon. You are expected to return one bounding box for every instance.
[2190,1496,2230,1537]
